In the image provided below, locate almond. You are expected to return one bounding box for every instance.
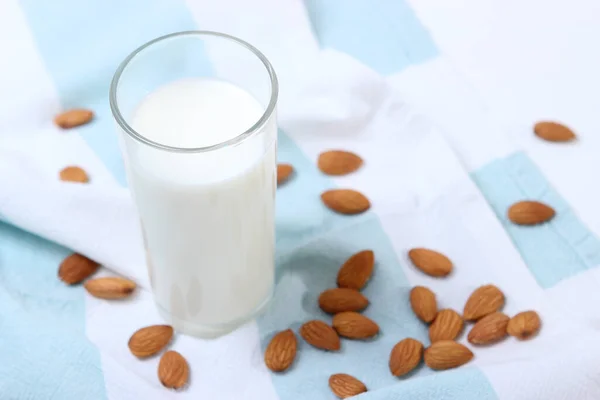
[318,288,369,314]
[332,311,379,339]
[59,166,90,183]
[429,309,463,343]
[264,329,297,372]
[507,311,541,340]
[468,312,509,345]
[534,121,576,142]
[389,338,423,377]
[54,109,94,129]
[58,253,99,285]
[318,150,363,176]
[410,286,438,323]
[84,277,136,299]
[508,201,555,225]
[158,350,189,389]
[128,325,174,358]
[300,320,340,351]
[277,163,294,186]
[336,250,375,291]
[329,373,367,399]
[321,189,370,215]
[408,248,453,277]
[424,340,473,370]
[463,285,505,321]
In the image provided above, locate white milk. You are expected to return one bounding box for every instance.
[124,78,276,338]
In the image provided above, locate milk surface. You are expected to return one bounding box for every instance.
[126,78,276,337]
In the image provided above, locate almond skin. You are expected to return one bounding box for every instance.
[389,338,423,377]
[321,189,370,215]
[508,201,555,225]
[158,351,189,389]
[329,373,367,399]
[468,312,509,345]
[534,121,576,142]
[300,320,341,351]
[408,248,453,277]
[58,253,99,285]
[332,311,379,339]
[410,286,438,323]
[318,150,363,176]
[507,311,541,340]
[337,250,375,291]
[277,163,294,186]
[84,277,136,299]
[59,166,89,183]
[264,329,297,372]
[429,309,463,343]
[318,288,369,314]
[424,340,473,370]
[463,285,505,321]
[128,325,174,358]
[54,109,94,129]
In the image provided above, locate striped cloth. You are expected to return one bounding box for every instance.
[2,0,600,399]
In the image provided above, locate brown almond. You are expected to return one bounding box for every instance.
[534,121,576,142]
[507,311,541,340]
[429,309,463,343]
[318,150,363,176]
[336,250,375,291]
[424,340,473,370]
[59,166,90,183]
[264,329,297,372]
[158,350,189,389]
[410,286,438,323]
[329,373,367,399]
[389,338,423,377]
[321,189,370,215]
[332,311,379,339]
[58,253,99,285]
[84,277,136,299]
[408,248,453,277]
[54,109,94,129]
[300,320,340,351]
[468,312,509,345]
[128,325,174,358]
[508,201,555,225]
[463,284,505,321]
[318,288,369,314]
[277,163,294,186]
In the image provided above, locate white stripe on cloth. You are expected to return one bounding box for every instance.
[404,0,600,241]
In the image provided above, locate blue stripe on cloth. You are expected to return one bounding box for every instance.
[20,0,200,185]
[264,133,497,400]
[0,223,106,399]
[360,367,498,400]
[303,0,438,75]
[276,132,374,251]
[472,151,600,288]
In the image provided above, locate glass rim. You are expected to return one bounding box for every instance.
[109,30,279,153]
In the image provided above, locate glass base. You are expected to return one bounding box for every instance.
[155,290,273,339]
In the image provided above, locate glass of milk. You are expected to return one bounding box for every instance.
[109,31,278,338]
